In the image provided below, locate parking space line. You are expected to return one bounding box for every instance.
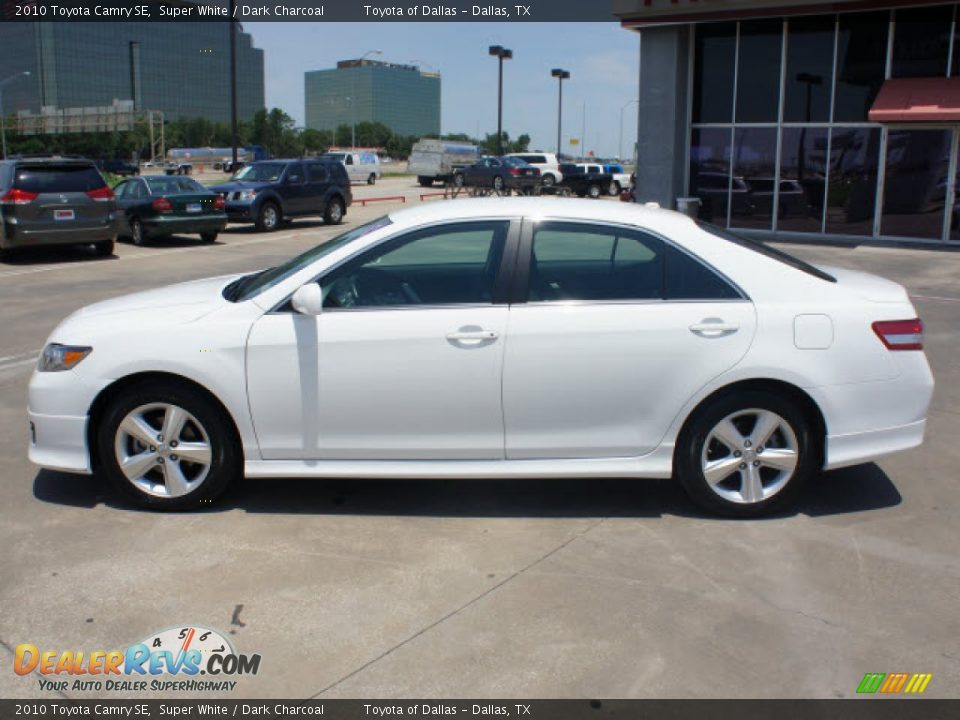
[912,294,960,303]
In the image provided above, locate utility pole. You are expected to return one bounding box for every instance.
[551,69,570,156]
[229,4,238,168]
[488,46,512,156]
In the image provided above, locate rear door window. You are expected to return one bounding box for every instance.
[306,163,329,182]
[14,165,106,193]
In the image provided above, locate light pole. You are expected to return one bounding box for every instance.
[0,71,30,160]
[352,49,381,149]
[551,69,570,157]
[618,98,638,164]
[488,46,512,156]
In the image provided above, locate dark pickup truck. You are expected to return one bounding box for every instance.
[558,163,614,199]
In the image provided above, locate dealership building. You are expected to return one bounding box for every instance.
[613,0,960,244]
[0,22,265,123]
[305,59,441,138]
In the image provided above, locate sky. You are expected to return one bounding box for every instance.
[245,22,640,159]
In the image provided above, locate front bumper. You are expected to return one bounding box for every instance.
[223,202,258,223]
[28,368,106,475]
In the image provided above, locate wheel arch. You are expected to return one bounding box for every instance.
[86,371,244,472]
[673,378,827,470]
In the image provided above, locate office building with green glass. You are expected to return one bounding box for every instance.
[305,59,441,139]
[614,0,960,244]
[0,21,264,123]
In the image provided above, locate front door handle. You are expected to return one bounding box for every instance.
[446,327,499,345]
[689,318,739,338]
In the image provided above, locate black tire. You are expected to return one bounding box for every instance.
[493,176,505,192]
[255,201,281,232]
[0,247,11,263]
[367,173,377,185]
[324,197,344,225]
[587,184,602,199]
[453,173,465,188]
[201,232,218,244]
[130,218,146,246]
[675,390,817,518]
[608,181,621,197]
[418,177,433,188]
[91,239,114,257]
[96,382,240,511]
[541,174,555,188]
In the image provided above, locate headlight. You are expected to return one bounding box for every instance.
[37,344,92,372]
[238,189,257,201]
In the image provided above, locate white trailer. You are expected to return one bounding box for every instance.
[408,139,480,187]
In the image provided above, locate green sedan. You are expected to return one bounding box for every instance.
[113,175,227,246]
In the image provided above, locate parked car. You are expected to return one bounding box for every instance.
[693,171,757,222]
[408,139,481,187]
[746,177,813,219]
[113,175,227,246]
[603,164,632,196]
[210,159,351,232]
[164,161,193,176]
[459,156,541,192]
[507,152,563,188]
[97,159,140,177]
[558,163,613,198]
[27,198,933,516]
[322,151,381,185]
[0,156,116,260]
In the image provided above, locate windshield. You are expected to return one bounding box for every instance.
[224,216,394,302]
[232,163,285,182]
[323,153,346,161]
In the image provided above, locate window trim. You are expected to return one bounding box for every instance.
[511,217,749,306]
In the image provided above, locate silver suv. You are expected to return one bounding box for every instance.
[0,157,116,260]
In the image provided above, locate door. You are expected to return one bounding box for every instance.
[502,220,757,459]
[305,162,332,215]
[279,163,309,215]
[112,180,132,234]
[246,219,517,460]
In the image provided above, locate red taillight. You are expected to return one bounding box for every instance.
[509,168,521,175]
[86,186,114,202]
[213,195,225,211]
[872,319,924,351]
[1,188,38,205]
[152,197,173,214]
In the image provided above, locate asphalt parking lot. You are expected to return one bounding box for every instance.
[1,180,958,700]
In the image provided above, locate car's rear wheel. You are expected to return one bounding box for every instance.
[97,383,240,510]
[493,176,505,192]
[453,173,464,188]
[130,218,146,246]
[367,173,377,185]
[91,239,114,257]
[201,232,218,244]
[324,197,344,225]
[418,177,433,188]
[587,184,602,199]
[608,181,621,196]
[256,202,280,232]
[541,174,555,188]
[676,390,816,517]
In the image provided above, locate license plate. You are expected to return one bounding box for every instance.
[54,209,75,221]
[186,203,202,213]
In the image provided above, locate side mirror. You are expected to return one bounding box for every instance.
[291,284,324,315]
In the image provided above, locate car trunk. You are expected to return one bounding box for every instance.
[12,164,113,232]
[163,193,222,217]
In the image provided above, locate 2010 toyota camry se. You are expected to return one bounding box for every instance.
[27,198,934,516]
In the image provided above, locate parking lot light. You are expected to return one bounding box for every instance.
[551,69,570,156]
[489,46,512,156]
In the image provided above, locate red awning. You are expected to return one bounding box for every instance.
[869,77,960,123]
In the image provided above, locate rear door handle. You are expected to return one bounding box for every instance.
[446,330,499,341]
[689,319,739,338]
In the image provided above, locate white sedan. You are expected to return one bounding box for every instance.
[28,198,934,516]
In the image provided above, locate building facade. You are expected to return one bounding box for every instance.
[305,60,441,139]
[0,22,264,123]
[614,0,960,244]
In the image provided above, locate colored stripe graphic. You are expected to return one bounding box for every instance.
[904,673,933,694]
[857,673,885,694]
[880,673,909,693]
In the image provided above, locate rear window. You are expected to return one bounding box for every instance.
[145,177,204,194]
[696,222,836,283]
[14,165,105,193]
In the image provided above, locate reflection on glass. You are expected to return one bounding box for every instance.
[834,12,889,122]
[891,5,952,78]
[730,128,778,230]
[693,23,737,123]
[882,130,951,240]
[779,128,829,233]
[784,17,835,123]
[689,128,732,224]
[825,127,881,236]
[735,20,783,123]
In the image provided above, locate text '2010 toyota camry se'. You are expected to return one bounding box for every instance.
[27,198,934,516]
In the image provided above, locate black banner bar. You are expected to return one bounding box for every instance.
[1,700,959,720]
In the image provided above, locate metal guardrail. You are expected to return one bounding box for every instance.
[354,195,406,207]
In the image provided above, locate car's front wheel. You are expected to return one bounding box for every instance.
[97,383,240,510]
[256,202,281,232]
[324,197,344,225]
[676,390,817,517]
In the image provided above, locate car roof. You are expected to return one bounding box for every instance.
[387,197,694,234]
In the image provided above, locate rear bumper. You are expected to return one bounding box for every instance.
[142,215,227,235]
[825,419,926,470]
[2,222,116,249]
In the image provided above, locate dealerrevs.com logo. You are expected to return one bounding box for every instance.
[14,625,261,693]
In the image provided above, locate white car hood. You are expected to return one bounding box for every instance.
[816,265,911,304]
[73,274,241,319]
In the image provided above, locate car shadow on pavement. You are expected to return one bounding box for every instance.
[32,462,901,520]
[220,219,330,235]
[0,244,117,266]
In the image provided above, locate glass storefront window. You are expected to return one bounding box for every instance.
[779,127,829,233]
[693,23,737,123]
[891,5,952,78]
[825,127,881,236]
[735,20,783,123]
[881,129,952,240]
[834,12,889,123]
[730,128,778,229]
[784,18,835,123]
[689,128,732,224]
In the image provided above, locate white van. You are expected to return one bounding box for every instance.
[323,151,381,185]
